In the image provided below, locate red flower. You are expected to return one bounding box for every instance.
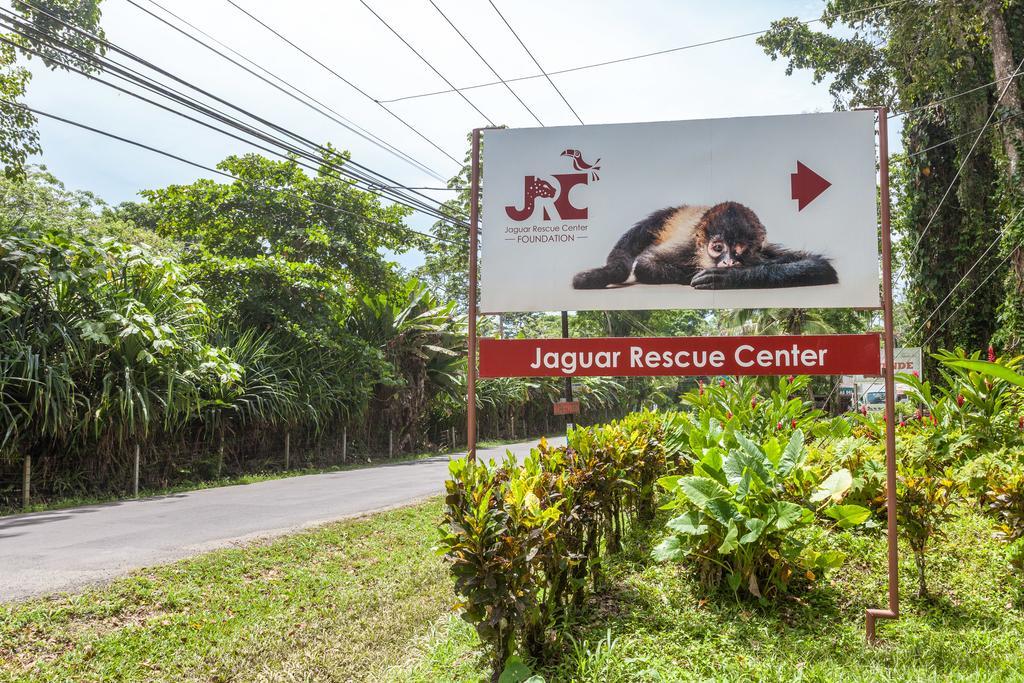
[776,421,783,430]
[699,381,705,396]
[726,411,733,420]
[860,405,868,416]
[957,394,965,407]
[751,397,758,409]
[787,375,794,383]
[790,418,798,429]
[988,345,996,362]
[932,415,938,425]
[899,420,906,428]
[719,379,727,388]
[915,409,923,421]
[912,371,919,378]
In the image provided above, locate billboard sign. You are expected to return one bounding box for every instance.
[481,111,879,313]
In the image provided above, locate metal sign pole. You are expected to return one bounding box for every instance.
[561,311,574,430]
[467,128,482,462]
[866,105,900,642]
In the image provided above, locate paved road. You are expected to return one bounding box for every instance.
[0,437,564,602]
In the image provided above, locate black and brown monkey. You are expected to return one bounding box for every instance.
[572,201,838,290]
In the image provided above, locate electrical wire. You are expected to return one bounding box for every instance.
[2,97,457,245]
[129,0,447,182]
[486,0,584,125]
[426,0,543,127]
[356,0,496,127]
[908,204,1024,343]
[220,0,463,167]
[894,54,1024,287]
[922,239,1021,348]
[381,0,909,104]
[5,4,468,228]
[4,4,452,221]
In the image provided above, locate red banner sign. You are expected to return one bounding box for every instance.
[479,334,881,378]
[553,400,581,415]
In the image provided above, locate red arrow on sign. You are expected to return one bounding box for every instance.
[791,161,832,211]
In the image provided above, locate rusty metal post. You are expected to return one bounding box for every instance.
[867,106,899,642]
[467,128,482,462]
[561,311,575,431]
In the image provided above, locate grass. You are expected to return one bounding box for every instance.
[395,505,1024,682]
[0,500,455,683]
[8,476,1015,681]
[2,433,559,517]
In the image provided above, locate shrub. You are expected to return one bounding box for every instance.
[654,428,870,599]
[438,413,669,678]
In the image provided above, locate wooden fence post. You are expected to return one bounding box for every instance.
[451,426,456,452]
[342,427,347,463]
[388,429,394,459]
[133,443,140,497]
[22,455,30,510]
[284,432,291,470]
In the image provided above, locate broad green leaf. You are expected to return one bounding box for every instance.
[652,535,685,562]
[678,476,730,509]
[657,475,682,492]
[718,520,739,554]
[499,655,536,683]
[945,360,1024,388]
[825,504,872,529]
[772,501,808,530]
[667,511,708,536]
[810,469,853,503]
[740,517,767,544]
[778,429,805,475]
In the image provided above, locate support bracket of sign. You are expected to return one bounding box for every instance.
[863,105,900,643]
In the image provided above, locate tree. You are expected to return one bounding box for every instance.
[1,1,106,177]
[757,0,1023,355]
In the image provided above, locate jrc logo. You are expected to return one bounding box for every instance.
[505,149,600,222]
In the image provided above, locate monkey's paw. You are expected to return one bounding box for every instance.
[690,269,730,290]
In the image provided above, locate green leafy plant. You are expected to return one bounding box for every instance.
[654,429,869,599]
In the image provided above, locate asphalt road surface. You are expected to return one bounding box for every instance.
[0,436,564,602]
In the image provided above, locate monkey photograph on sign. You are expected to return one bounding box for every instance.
[480,111,879,313]
[572,201,838,290]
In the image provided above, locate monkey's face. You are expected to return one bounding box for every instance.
[707,234,757,268]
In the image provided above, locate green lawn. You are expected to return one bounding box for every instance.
[398,506,1024,682]
[0,501,454,682]
[3,499,1022,682]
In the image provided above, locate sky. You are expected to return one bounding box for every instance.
[19,0,893,269]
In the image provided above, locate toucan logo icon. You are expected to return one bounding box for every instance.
[505,149,600,222]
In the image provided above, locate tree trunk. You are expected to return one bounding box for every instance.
[983,0,1024,294]
[982,0,1024,179]
[914,549,928,598]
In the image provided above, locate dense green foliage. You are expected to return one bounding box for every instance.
[757,0,1024,356]
[439,351,1024,679]
[438,413,668,677]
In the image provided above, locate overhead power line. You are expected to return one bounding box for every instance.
[2,98,458,245]
[381,0,909,104]
[357,0,496,127]
[426,0,543,127]
[922,237,1022,348]
[6,3,467,227]
[486,0,584,125]
[909,203,1024,344]
[129,0,447,182]
[221,0,463,167]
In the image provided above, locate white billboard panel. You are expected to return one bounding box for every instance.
[480,111,880,313]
